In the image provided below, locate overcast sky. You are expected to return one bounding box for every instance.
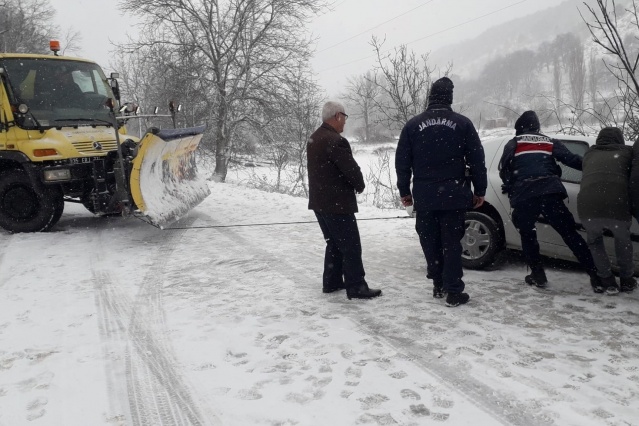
[48,0,571,97]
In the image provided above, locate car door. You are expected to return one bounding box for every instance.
[484,136,523,249]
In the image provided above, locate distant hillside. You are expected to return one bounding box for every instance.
[430,0,595,76]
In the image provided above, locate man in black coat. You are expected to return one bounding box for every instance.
[395,77,487,307]
[499,110,600,290]
[307,101,382,300]
[578,127,636,294]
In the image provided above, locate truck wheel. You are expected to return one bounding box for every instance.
[0,169,64,232]
[461,211,504,270]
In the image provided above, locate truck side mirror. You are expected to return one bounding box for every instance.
[109,77,121,101]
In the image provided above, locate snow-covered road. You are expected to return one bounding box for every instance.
[1,181,638,425]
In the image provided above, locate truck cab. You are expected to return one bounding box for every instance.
[0,53,128,232]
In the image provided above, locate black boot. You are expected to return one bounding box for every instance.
[347,283,382,300]
[601,275,619,295]
[445,292,470,307]
[432,278,444,299]
[620,276,637,292]
[525,267,547,289]
[590,274,605,293]
[323,283,346,293]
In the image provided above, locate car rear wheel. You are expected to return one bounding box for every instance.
[461,211,503,269]
[0,169,64,233]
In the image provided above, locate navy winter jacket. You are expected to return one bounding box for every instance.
[395,104,487,211]
[498,132,583,206]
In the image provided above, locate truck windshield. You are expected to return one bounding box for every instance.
[1,58,114,129]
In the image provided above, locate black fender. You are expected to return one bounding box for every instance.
[0,152,48,191]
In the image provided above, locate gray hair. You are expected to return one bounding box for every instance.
[321,101,345,122]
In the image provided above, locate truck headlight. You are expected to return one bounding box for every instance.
[43,169,71,181]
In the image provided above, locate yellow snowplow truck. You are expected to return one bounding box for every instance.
[0,51,210,233]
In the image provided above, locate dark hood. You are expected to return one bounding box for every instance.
[515,111,540,136]
[596,127,625,146]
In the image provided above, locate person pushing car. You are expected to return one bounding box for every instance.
[499,110,601,290]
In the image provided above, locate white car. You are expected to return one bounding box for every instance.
[433,134,638,270]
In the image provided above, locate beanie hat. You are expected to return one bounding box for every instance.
[596,127,624,146]
[428,77,454,105]
[514,110,540,135]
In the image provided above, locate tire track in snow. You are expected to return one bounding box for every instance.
[0,233,15,287]
[92,269,133,425]
[195,212,540,426]
[89,217,219,426]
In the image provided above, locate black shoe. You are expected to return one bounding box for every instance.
[605,286,620,295]
[323,283,346,293]
[601,275,619,295]
[445,292,469,307]
[346,284,382,300]
[432,279,444,299]
[525,268,547,289]
[620,277,637,292]
[590,275,605,294]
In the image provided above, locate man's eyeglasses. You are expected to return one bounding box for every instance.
[338,112,349,120]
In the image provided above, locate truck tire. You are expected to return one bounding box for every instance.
[0,169,64,232]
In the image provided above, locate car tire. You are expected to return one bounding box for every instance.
[0,169,64,233]
[461,211,503,270]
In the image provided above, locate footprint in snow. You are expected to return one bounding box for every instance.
[400,389,421,400]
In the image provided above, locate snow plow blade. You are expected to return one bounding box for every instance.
[129,125,210,227]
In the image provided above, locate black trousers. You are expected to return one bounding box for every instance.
[314,212,366,289]
[512,194,596,274]
[415,209,466,294]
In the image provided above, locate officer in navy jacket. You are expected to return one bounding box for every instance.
[395,77,487,307]
[498,110,599,290]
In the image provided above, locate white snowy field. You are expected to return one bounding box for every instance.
[2,158,639,425]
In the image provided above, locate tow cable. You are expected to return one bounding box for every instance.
[135,215,413,230]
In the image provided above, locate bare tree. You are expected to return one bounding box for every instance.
[120,0,326,182]
[283,67,323,197]
[587,49,600,106]
[342,72,381,143]
[581,0,639,137]
[564,34,586,110]
[111,39,211,139]
[59,28,83,55]
[250,65,322,196]
[368,36,450,130]
[0,0,58,53]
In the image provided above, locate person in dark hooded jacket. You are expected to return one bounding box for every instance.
[395,77,487,307]
[578,127,636,294]
[499,111,600,290]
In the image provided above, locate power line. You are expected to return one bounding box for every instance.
[404,0,527,47]
[316,0,529,74]
[317,0,352,18]
[316,0,437,54]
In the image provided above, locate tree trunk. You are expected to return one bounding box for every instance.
[213,101,229,182]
